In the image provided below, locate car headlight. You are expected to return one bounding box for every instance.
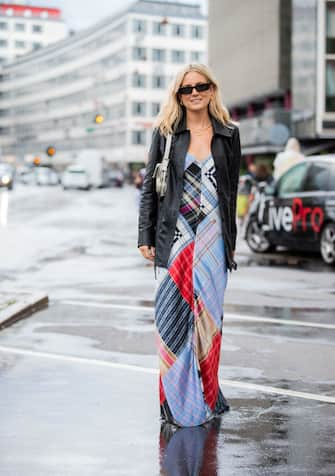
[1,175,10,185]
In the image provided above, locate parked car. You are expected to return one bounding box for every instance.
[244,155,335,265]
[0,163,15,190]
[62,165,91,190]
[35,167,59,186]
[17,166,34,185]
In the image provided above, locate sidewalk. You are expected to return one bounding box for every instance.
[0,291,48,330]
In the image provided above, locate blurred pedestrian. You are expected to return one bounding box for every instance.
[237,174,254,228]
[273,137,305,179]
[138,64,241,427]
[254,163,274,184]
[246,162,257,180]
[134,167,145,206]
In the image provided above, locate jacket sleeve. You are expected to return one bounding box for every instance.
[138,128,162,248]
[230,126,241,251]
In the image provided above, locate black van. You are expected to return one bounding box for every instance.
[245,156,335,265]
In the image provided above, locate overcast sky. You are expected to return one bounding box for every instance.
[20,0,207,31]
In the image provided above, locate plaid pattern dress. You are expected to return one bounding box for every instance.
[155,153,229,427]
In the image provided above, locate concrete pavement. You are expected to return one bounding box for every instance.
[0,185,334,475]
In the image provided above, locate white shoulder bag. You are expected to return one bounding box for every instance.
[152,133,172,199]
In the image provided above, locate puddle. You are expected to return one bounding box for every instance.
[39,246,87,263]
[237,251,332,272]
[225,303,335,321]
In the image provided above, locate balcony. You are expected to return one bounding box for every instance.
[238,108,292,155]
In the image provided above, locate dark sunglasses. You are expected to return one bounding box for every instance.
[178,82,211,95]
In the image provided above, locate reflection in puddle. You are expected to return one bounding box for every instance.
[237,250,331,271]
[159,419,221,475]
[158,395,335,475]
[225,302,335,322]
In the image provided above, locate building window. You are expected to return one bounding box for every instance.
[0,21,8,30]
[153,21,167,36]
[152,75,165,89]
[132,72,146,88]
[32,42,42,50]
[15,40,25,49]
[326,2,335,53]
[133,19,146,33]
[191,25,203,39]
[152,48,165,62]
[132,101,146,116]
[132,46,147,61]
[0,39,8,47]
[132,130,146,145]
[171,50,185,64]
[326,60,335,112]
[32,24,43,33]
[171,23,185,37]
[15,23,25,32]
[152,102,160,116]
[190,51,203,62]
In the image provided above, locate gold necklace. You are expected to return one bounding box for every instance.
[189,124,212,135]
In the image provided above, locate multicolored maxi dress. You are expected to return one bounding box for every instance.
[155,152,229,428]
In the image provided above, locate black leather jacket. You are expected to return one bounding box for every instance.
[138,114,241,271]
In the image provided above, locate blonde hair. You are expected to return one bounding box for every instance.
[155,64,231,136]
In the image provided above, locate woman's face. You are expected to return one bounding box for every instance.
[178,71,214,113]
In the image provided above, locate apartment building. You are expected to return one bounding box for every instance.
[0,2,67,64]
[0,0,207,169]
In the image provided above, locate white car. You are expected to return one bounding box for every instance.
[35,167,59,186]
[62,165,91,190]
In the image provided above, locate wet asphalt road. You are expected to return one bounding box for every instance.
[0,185,335,476]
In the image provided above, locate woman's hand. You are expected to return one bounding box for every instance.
[139,245,156,262]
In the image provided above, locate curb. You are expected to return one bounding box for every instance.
[0,293,49,330]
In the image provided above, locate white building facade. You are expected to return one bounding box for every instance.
[0,0,207,168]
[0,2,67,64]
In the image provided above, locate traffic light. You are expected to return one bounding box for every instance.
[94,113,104,124]
[46,146,56,157]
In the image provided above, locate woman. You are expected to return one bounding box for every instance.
[138,64,241,427]
[273,137,304,179]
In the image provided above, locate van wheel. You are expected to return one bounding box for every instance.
[320,223,335,265]
[246,218,274,253]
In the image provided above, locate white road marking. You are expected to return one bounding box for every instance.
[0,344,334,404]
[61,299,335,331]
[0,190,9,226]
